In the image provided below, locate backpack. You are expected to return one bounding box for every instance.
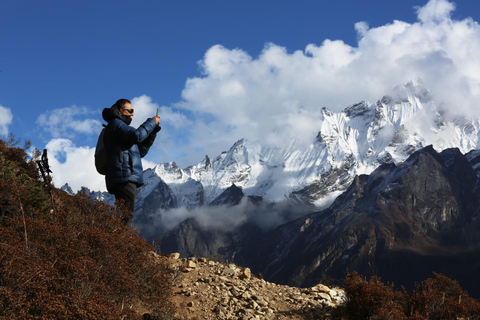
[94,125,107,175]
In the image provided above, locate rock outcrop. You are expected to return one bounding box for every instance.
[168,254,345,320]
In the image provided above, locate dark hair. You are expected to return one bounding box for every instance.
[112,99,131,110]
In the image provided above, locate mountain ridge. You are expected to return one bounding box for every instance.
[132,79,480,228]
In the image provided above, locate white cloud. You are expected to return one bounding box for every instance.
[130,95,158,129]
[175,0,480,165]
[139,196,313,235]
[141,158,157,170]
[130,95,195,166]
[37,106,101,138]
[156,199,250,232]
[131,95,192,130]
[0,105,13,136]
[45,138,105,193]
[416,0,455,23]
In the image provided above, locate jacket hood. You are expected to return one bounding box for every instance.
[102,106,132,125]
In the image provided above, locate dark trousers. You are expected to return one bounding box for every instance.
[108,182,137,226]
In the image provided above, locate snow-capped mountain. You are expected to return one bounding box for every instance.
[61,183,116,206]
[135,79,480,216]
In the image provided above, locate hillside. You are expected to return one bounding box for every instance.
[0,137,175,319]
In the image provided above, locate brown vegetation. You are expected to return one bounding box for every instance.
[342,271,480,320]
[0,137,176,319]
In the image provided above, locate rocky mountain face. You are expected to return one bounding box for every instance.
[240,146,480,294]
[156,146,480,297]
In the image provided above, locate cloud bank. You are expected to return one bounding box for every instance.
[177,0,480,162]
[138,197,314,236]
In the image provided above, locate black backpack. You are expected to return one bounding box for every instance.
[94,125,107,175]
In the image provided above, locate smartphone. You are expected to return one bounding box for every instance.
[156,107,158,116]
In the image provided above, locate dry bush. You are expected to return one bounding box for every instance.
[343,271,480,320]
[409,273,480,320]
[343,272,407,320]
[0,138,176,319]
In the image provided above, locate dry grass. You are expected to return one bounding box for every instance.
[0,137,176,319]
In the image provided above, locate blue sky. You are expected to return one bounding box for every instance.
[1,0,480,192]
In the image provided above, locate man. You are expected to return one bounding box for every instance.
[102,98,161,225]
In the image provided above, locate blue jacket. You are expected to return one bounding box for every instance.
[102,107,159,191]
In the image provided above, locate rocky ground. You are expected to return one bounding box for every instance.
[167,253,346,320]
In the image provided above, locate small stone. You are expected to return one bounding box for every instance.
[169,252,180,259]
[322,300,336,308]
[265,308,274,316]
[241,291,251,300]
[230,286,241,297]
[222,266,237,276]
[257,299,268,307]
[238,267,252,280]
[318,292,332,302]
[314,283,331,293]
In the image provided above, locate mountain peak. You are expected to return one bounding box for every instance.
[343,101,373,118]
[390,78,432,104]
[135,80,480,222]
[61,183,74,195]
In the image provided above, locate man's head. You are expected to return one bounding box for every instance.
[114,99,134,118]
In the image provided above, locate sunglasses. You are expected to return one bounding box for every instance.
[122,108,134,113]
